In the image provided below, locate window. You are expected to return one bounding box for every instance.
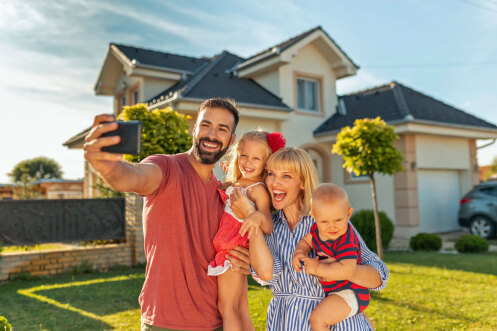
[121,95,126,107]
[133,90,139,104]
[479,186,497,197]
[297,78,319,112]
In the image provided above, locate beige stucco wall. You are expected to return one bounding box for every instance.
[416,135,470,169]
[142,77,178,102]
[279,43,339,147]
[252,70,280,97]
[330,154,396,222]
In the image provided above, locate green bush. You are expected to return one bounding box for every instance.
[455,235,489,253]
[410,233,442,251]
[117,103,192,163]
[350,210,394,252]
[0,315,12,330]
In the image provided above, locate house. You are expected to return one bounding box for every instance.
[63,26,497,239]
[0,179,83,199]
[0,184,14,200]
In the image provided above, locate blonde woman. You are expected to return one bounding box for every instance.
[230,147,389,330]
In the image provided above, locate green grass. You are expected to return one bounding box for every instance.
[0,252,496,330]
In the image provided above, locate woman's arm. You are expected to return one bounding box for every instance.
[349,222,390,290]
[249,227,274,281]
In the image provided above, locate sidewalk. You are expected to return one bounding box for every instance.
[389,229,497,252]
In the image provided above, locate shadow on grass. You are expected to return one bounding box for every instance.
[371,293,479,324]
[384,251,497,276]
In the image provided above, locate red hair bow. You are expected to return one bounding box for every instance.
[266,132,286,153]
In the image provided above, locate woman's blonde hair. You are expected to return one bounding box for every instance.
[223,130,272,185]
[266,147,318,215]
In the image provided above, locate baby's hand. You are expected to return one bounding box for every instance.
[239,216,261,240]
[301,256,320,276]
[291,251,308,272]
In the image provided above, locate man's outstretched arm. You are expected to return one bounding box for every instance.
[84,114,162,196]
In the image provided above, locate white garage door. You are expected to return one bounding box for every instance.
[418,170,461,233]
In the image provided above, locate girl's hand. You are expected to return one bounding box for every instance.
[302,256,320,276]
[240,214,262,239]
[230,188,256,219]
[291,251,308,272]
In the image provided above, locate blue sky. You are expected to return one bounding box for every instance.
[1,0,496,182]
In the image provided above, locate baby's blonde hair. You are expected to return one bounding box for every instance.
[223,130,272,185]
[266,147,318,215]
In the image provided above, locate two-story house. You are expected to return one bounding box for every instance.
[64,26,497,239]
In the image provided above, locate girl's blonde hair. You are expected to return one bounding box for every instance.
[266,147,318,215]
[223,130,272,185]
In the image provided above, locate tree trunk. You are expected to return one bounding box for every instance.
[369,173,383,260]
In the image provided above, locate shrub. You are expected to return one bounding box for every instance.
[410,233,442,251]
[350,210,394,252]
[455,235,489,253]
[0,316,12,330]
[71,261,97,275]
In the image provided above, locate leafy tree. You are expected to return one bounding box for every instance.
[486,156,497,180]
[9,157,63,182]
[332,117,403,259]
[117,103,192,163]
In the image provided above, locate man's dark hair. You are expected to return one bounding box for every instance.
[199,97,239,132]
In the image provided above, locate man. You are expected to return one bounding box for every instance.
[84,98,250,330]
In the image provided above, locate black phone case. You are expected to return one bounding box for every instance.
[101,120,143,155]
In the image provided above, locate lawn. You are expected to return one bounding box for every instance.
[0,251,496,330]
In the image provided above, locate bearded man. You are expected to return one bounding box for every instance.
[84,98,250,331]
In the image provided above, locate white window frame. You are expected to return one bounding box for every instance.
[296,77,320,113]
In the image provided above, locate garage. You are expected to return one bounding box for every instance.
[418,169,462,233]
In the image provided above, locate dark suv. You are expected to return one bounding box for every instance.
[458,181,497,239]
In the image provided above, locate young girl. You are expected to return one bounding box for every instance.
[208,130,285,331]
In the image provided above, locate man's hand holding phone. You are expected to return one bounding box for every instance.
[83,115,124,176]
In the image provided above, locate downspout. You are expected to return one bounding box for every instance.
[477,138,496,149]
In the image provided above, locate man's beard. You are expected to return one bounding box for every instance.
[193,137,230,165]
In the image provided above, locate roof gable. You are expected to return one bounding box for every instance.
[112,43,208,73]
[314,81,497,135]
[235,26,358,79]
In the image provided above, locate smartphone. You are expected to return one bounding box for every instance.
[101,120,143,155]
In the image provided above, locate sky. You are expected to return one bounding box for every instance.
[1,0,496,182]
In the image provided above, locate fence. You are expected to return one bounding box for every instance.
[0,194,146,281]
[0,198,125,245]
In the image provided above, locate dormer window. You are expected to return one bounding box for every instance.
[296,77,320,113]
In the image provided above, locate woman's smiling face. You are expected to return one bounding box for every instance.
[265,167,304,211]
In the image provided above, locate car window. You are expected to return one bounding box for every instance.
[479,186,497,197]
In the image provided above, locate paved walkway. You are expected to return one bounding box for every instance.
[389,229,497,252]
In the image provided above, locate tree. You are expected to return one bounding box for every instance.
[332,117,403,259]
[117,103,192,163]
[9,156,63,182]
[487,156,497,180]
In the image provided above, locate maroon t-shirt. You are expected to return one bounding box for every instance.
[139,153,224,330]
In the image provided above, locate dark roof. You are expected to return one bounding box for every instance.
[236,26,358,71]
[314,81,497,135]
[147,51,290,110]
[112,43,209,73]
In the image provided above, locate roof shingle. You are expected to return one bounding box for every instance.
[112,43,209,73]
[314,81,497,135]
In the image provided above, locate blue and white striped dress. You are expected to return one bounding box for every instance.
[251,211,390,331]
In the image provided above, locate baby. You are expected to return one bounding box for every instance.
[292,183,370,330]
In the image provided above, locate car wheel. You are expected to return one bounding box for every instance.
[469,216,495,239]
